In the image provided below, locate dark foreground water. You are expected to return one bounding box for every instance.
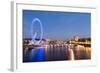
[23,45,91,62]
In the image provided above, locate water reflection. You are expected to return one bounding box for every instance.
[23,45,91,62]
[36,47,45,61]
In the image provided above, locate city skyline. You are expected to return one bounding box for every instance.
[23,10,91,40]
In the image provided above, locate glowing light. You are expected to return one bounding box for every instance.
[70,49,75,60]
[31,18,43,45]
[37,47,45,61]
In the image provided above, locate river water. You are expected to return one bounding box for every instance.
[23,45,91,62]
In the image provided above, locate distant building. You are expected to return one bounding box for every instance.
[73,36,79,41]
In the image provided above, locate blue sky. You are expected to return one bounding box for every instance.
[23,10,91,40]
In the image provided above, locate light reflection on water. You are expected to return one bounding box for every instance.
[23,45,91,62]
[36,48,45,61]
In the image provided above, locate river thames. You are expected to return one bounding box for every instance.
[23,44,91,62]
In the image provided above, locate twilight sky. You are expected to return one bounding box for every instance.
[23,10,91,40]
